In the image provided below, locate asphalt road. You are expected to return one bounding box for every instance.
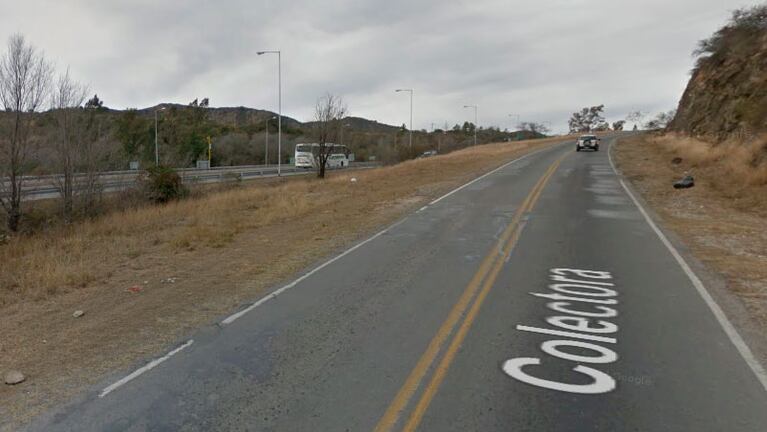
[28,136,767,431]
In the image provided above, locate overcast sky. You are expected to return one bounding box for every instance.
[0,0,750,132]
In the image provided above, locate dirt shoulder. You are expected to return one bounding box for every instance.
[0,136,570,430]
[614,133,767,365]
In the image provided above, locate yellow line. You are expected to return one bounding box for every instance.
[373,153,566,432]
[401,155,564,431]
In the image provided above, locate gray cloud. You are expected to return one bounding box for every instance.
[0,0,746,132]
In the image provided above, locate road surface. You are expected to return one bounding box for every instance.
[28,136,767,431]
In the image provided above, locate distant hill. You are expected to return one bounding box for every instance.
[303,116,402,133]
[133,105,399,133]
[669,5,767,138]
[136,104,304,129]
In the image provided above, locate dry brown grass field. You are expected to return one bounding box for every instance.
[0,135,571,429]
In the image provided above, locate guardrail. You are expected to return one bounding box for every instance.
[8,162,380,201]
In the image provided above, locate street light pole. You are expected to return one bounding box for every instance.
[258,50,282,176]
[154,106,166,166]
[464,105,478,146]
[395,89,413,150]
[265,116,276,166]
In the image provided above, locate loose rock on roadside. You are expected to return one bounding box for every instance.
[4,370,26,385]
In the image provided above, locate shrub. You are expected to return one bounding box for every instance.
[141,166,187,203]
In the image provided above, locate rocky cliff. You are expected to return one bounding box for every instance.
[669,5,767,139]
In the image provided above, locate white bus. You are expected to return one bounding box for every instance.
[294,143,352,169]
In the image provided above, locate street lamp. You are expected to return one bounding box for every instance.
[464,105,478,146]
[154,106,166,166]
[395,89,413,150]
[265,115,276,166]
[257,50,282,176]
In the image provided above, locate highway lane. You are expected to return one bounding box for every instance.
[27,136,767,431]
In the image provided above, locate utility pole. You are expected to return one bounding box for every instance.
[207,136,212,168]
[464,105,478,146]
[395,89,414,151]
[257,50,282,175]
[265,116,275,165]
[154,106,166,166]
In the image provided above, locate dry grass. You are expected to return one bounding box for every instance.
[631,133,767,215]
[0,136,570,430]
[653,134,767,184]
[1,137,570,306]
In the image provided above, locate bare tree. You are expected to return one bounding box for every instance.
[626,111,646,129]
[644,110,677,131]
[312,93,348,178]
[517,121,550,135]
[0,34,52,231]
[50,69,88,223]
[612,120,626,131]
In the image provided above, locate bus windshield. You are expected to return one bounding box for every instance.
[295,144,316,154]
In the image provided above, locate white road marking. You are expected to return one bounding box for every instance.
[516,325,617,344]
[222,141,571,327]
[221,220,404,325]
[99,339,194,398]
[607,139,767,392]
[427,142,567,207]
[505,269,620,394]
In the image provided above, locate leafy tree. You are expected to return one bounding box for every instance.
[644,110,676,130]
[612,120,626,131]
[115,109,151,160]
[158,97,216,166]
[84,94,105,110]
[568,105,606,133]
[517,121,550,135]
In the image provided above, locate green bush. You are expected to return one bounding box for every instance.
[142,166,187,203]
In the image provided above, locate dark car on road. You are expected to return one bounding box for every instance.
[576,134,600,151]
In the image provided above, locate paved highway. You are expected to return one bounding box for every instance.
[28,136,767,431]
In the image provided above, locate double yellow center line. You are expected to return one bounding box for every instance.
[373,153,567,432]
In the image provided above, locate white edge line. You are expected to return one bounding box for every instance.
[220,222,400,325]
[608,139,767,391]
[99,339,194,398]
[221,140,570,326]
[427,142,567,206]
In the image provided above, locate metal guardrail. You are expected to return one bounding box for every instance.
[11,162,380,201]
